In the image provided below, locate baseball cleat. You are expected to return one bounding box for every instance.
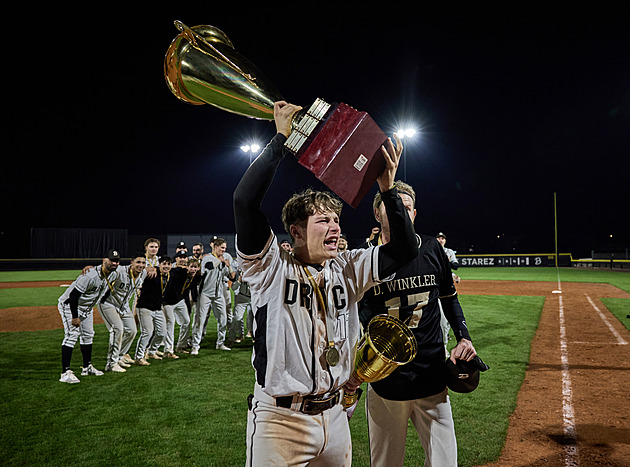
[118,359,131,368]
[81,364,104,376]
[59,370,80,384]
[216,344,231,351]
[135,358,150,366]
[191,347,199,355]
[147,353,163,360]
[121,354,135,365]
[164,351,179,359]
[106,362,127,373]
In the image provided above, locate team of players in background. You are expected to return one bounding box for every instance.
[58,236,252,382]
[57,231,458,381]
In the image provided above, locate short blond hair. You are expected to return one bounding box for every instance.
[373,180,416,213]
[144,237,161,248]
[282,189,343,238]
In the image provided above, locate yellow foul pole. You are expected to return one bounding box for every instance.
[554,192,558,268]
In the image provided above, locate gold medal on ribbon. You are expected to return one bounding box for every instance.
[303,266,339,367]
[326,345,340,367]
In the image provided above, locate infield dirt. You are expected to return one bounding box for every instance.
[1,279,629,466]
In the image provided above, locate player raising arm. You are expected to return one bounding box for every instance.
[358,182,478,467]
[233,101,418,466]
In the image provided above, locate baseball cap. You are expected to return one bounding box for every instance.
[445,355,489,393]
[176,241,187,249]
[106,249,121,261]
[175,250,188,258]
[436,232,446,238]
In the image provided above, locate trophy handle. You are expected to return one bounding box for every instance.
[165,21,284,120]
[173,21,256,84]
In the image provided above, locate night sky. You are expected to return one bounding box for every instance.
[3,7,629,259]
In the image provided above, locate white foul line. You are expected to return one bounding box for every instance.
[585,295,628,345]
[558,293,579,466]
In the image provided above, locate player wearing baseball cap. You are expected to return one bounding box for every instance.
[436,231,461,357]
[57,250,120,383]
[97,252,147,373]
[233,101,418,465]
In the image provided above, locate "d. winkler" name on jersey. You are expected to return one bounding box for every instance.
[372,274,437,296]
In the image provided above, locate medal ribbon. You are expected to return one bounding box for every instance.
[101,267,115,293]
[303,266,337,360]
[160,271,170,296]
[181,275,194,295]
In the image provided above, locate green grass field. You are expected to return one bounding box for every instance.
[1,267,628,466]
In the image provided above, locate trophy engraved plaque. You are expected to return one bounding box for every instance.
[165,21,388,207]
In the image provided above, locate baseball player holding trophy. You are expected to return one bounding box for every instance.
[234,102,419,465]
[165,21,426,465]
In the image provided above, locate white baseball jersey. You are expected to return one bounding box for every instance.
[104,265,147,313]
[145,254,159,268]
[443,247,457,264]
[58,265,118,318]
[199,254,231,298]
[237,231,382,398]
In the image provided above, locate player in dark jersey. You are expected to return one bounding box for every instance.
[358,180,477,467]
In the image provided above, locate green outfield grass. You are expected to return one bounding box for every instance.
[1,267,628,466]
[0,270,83,282]
[458,267,630,332]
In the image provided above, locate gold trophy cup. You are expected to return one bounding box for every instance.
[164,21,389,208]
[344,314,418,406]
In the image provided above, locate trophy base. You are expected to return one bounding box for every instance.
[286,100,388,208]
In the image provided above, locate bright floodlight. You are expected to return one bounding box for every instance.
[396,128,417,138]
[241,143,262,153]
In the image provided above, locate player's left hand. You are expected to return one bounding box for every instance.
[449,338,476,364]
[376,133,403,193]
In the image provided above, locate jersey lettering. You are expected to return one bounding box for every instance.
[284,279,298,305]
[373,274,437,295]
[332,285,346,309]
[283,279,313,310]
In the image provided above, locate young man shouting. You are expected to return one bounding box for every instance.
[233,101,418,466]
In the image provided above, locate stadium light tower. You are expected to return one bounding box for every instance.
[394,127,418,182]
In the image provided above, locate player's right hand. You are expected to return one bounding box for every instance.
[71,317,81,327]
[274,101,302,137]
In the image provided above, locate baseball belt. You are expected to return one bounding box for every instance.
[275,390,341,416]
